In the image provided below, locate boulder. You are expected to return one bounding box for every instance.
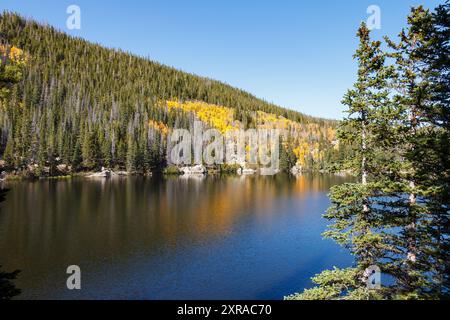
[27,164,38,173]
[180,174,205,181]
[180,165,206,175]
[57,164,71,174]
[260,168,279,176]
[87,167,111,178]
[238,167,256,175]
[291,164,303,175]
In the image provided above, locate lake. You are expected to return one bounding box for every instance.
[0,174,353,300]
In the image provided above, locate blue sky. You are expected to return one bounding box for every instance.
[0,0,443,119]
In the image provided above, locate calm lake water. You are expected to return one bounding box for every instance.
[0,174,352,300]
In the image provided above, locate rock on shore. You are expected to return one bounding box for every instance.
[237,167,256,175]
[180,165,206,175]
[291,164,303,175]
[87,167,112,178]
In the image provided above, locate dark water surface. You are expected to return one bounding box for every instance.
[0,174,352,300]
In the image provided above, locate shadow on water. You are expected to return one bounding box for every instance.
[0,188,21,300]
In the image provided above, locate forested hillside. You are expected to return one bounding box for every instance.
[0,12,342,176]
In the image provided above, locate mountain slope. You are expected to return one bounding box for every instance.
[0,12,342,175]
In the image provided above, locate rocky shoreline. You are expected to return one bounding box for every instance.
[0,162,351,181]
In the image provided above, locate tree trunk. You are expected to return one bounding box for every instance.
[362,113,369,213]
[407,107,417,263]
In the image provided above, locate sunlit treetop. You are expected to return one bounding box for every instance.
[148,120,169,136]
[0,45,28,66]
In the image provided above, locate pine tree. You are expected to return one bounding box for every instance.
[126,133,137,173]
[289,4,449,300]
[81,128,98,170]
[71,139,82,171]
[100,134,112,168]
[386,3,450,298]
[289,23,394,300]
[373,6,433,298]
[420,2,450,296]
[2,138,14,168]
[279,136,297,173]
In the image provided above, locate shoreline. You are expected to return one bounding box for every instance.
[0,169,353,182]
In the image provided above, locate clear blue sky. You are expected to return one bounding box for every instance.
[0,0,443,119]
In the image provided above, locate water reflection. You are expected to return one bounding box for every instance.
[0,174,352,299]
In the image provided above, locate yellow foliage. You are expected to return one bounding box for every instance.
[149,120,169,136]
[292,141,309,167]
[256,111,292,130]
[166,100,235,134]
[255,111,334,165]
[163,100,337,166]
[326,127,336,142]
[0,45,28,66]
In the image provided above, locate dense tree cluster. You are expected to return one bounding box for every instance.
[0,12,340,175]
[288,2,449,300]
